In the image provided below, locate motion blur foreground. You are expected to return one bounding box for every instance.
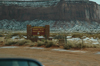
[0,58,43,66]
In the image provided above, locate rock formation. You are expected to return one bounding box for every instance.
[0,0,100,21]
[0,0,100,33]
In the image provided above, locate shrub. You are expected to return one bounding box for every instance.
[11,33,27,36]
[11,33,19,36]
[45,40,55,48]
[37,40,57,48]
[64,43,75,49]
[82,44,88,48]
[0,34,4,37]
[37,40,44,47]
[41,39,45,42]
[5,34,12,39]
[15,38,19,39]
[17,40,29,46]
[27,42,36,47]
[74,43,82,49]
[4,37,33,46]
[54,35,65,39]
[88,44,99,48]
[5,33,27,39]
[11,33,23,39]
[15,39,34,46]
[30,44,34,47]
[5,41,17,46]
[72,34,83,38]
[64,41,100,49]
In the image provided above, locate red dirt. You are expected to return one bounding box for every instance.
[0,46,100,66]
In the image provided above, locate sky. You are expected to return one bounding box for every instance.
[0,0,100,4]
[90,0,100,4]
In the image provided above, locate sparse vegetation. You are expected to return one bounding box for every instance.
[45,40,55,48]
[1,32,100,49]
[64,42,75,49]
[64,42,100,49]
[54,35,65,39]
[36,40,58,48]
[0,34,4,37]
[17,40,29,46]
[5,41,17,46]
[5,32,27,39]
[72,34,83,38]
[37,40,45,47]
[50,33,100,39]
[5,39,32,46]
[29,44,34,47]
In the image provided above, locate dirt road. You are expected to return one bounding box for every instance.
[0,46,100,66]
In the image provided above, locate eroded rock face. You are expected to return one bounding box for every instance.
[0,1,100,21]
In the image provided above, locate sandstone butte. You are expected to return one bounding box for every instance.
[0,0,100,22]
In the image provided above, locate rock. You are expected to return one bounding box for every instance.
[0,1,100,21]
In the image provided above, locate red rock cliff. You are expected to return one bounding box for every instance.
[0,1,100,21]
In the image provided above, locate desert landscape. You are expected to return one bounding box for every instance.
[0,46,100,66]
[0,32,100,66]
[0,0,100,66]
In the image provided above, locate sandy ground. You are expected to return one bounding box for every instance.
[0,46,100,66]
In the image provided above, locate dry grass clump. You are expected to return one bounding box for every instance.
[0,34,4,37]
[4,38,58,48]
[64,42,75,49]
[71,33,100,39]
[5,33,12,39]
[45,40,59,48]
[45,40,54,48]
[12,33,26,36]
[54,35,65,39]
[83,43,100,48]
[5,39,32,46]
[29,42,37,47]
[51,32,100,39]
[5,41,17,46]
[92,34,100,39]
[50,33,57,37]
[5,32,27,39]
[64,41,100,49]
[37,40,59,48]
[72,33,83,38]
[17,40,28,46]
[17,39,36,46]
[24,40,35,46]
[37,40,45,47]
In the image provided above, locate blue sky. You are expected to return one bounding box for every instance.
[90,0,100,4]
